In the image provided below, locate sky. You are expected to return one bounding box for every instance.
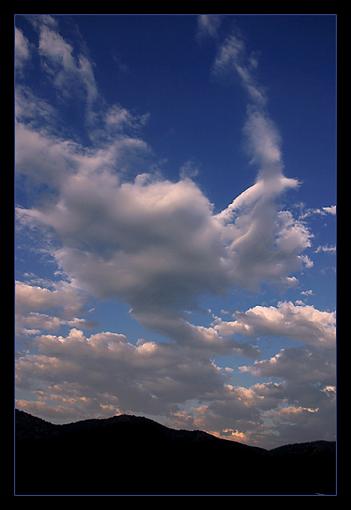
[14,14,336,449]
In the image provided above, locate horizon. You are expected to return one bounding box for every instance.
[16,408,336,451]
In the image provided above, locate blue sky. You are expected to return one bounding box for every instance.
[15,14,336,448]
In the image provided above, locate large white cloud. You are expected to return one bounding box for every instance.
[16,121,312,342]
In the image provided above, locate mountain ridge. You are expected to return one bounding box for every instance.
[16,408,333,452]
[15,409,336,495]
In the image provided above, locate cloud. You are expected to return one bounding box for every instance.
[23,15,100,130]
[15,301,336,447]
[105,104,149,131]
[299,205,336,219]
[168,371,336,448]
[15,279,91,348]
[240,346,335,383]
[299,254,314,269]
[179,160,200,179]
[15,27,30,70]
[322,205,336,215]
[301,289,314,297]
[17,312,92,334]
[37,22,98,106]
[197,15,222,39]
[15,19,315,373]
[211,31,311,293]
[17,16,151,147]
[214,301,335,348]
[15,280,85,318]
[243,109,283,178]
[15,20,334,447]
[214,33,266,106]
[15,121,149,187]
[27,14,58,30]
[315,244,336,254]
[237,343,336,447]
[15,86,57,130]
[214,428,248,443]
[16,328,233,418]
[16,144,312,344]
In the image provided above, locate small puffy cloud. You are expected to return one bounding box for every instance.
[284,276,299,287]
[315,244,336,254]
[301,289,314,297]
[321,385,336,397]
[299,205,336,219]
[322,205,336,215]
[299,254,314,269]
[223,429,247,441]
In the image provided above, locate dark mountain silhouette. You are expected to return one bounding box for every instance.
[15,409,336,495]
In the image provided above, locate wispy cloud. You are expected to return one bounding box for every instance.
[213,33,266,106]
[37,21,98,106]
[24,15,100,133]
[179,160,200,179]
[15,27,30,70]
[197,15,222,39]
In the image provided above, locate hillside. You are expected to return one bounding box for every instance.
[15,410,336,495]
